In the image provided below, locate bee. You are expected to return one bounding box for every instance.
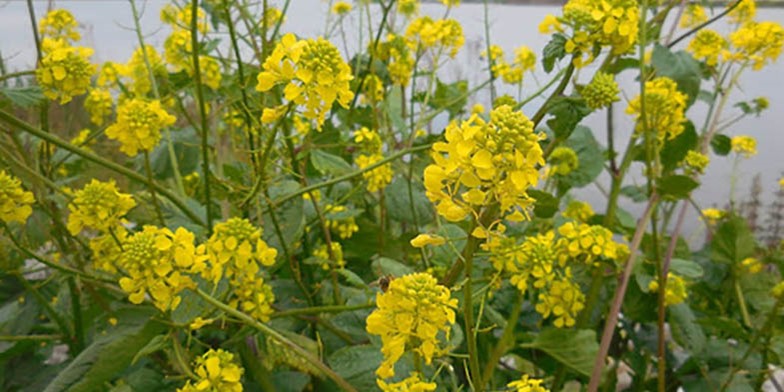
[370,274,395,292]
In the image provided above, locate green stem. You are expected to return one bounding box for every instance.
[143,151,166,226]
[479,292,523,388]
[463,230,483,392]
[15,273,75,353]
[67,278,85,352]
[194,288,359,392]
[530,63,575,127]
[272,303,373,318]
[0,110,205,226]
[191,0,214,233]
[0,70,35,82]
[734,279,752,328]
[667,0,742,48]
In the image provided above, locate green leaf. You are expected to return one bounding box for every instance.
[43,308,165,392]
[371,257,414,278]
[0,86,45,108]
[520,328,599,377]
[558,125,604,189]
[429,79,468,119]
[131,335,168,365]
[711,134,732,156]
[657,175,699,200]
[711,215,755,265]
[263,180,305,261]
[431,224,467,269]
[311,150,352,176]
[542,34,567,73]
[669,303,706,354]
[660,121,697,172]
[327,345,383,391]
[620,185,647,203]
[528,189,559,219]
[651,44,702,107]
[150,128,200,180]
[669,258,704,279]
[384,177,434,225]
[546,96,591,141]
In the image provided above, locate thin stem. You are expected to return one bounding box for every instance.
[191,0,214,233]
[479,292,523,388]
[272,303,373,319]
[530,63,575,127]
[194,288,359,392]
[668,0,742,48]
[588,193,660,392]
[0,70,35,83]
[0,110,205,226]
[143,151,166,226]
[67,278,85,353]
[463,222,483,392]
[483,0,496,102]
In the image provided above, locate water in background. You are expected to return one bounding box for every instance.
[2,0,783,244]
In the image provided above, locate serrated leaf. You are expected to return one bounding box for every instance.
[520,328,598,377]
[711,215,755,265]
[660,121,697,172]
[669,303,706,354]
[311,150,352,176]
[657,175,699,200]
[328,345,383,391]
[546,96,591,141]
[711,134,731,156]
[651,44,702,107]
[558,126,604,189]
[542,34,567,73]
[384,177,434,225]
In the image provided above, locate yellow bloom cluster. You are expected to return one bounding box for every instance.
[702,208,725,225]
[424,105,545,222]
[580,72,620,110]
[483,45,537,85]
[727,21,784,70]
[161,3,222,89]
[66,179,136,235]
[410,234,446,248]
[536,273,585,328]
[256,33,354,127]
[772,281,784,299]
[354,128,393,192]
[36,37,95,104]
[648,273,688,307]
[105,99,177,156]
[682,150,710,175]
[731,135,757,157]
[362,74,386,103]
[558,0,640,67]
[406,17,464,59]
[325,204,359,239]
[728,0,756,25]
[366,272,457,379]
[398,0,420,17]
[117,226,206,311]
[557,222,624,265]
[688,30,727,67]
[332,1,352,15]
[84,89,113,126]
[679,4,708,29]
[372,34,415,86]
[626,77,687,141]
[548,146,579,176]
[508,374,551,392]
[313,242,345,270]
[377,373,437,392]
[205,218,277,322]
[741,257,763,274]
[121,45,167,97]
[0,170,35,224]
[39,9,80,42]
[563,200,594,222]
[177,349,244,392]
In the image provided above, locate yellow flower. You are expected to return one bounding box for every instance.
[563,200,594,222]
[361,73,385,103]
[354,127,382,152]
[313,242,345,270]
[727,21,784,71]
[741,257,763,274]
[424,105,545,223]
[70,129,96,152]
[0,170,35,224]
[557,222,622,265]
[366,272,457,379]
[779,177,784,189]
[373,34,415,86]
[397,0,420,17]
[536,273,585,328]
[97,61,123,88]
[204,218,277,322]
[406,17,465,59]
[377,373,437,392]
[325,204,360,239]
[772,281,784,299]
[161,3,208,33]
[682,150,710,174]
[728,0,756,25]
[688,29,727,67]
[626,77,687,141]
[84,89,113,126]
[539,14,564,34]
[105,99,176,156]
[648,273,688,307]
[442,0,460,6]
[356,154,393,192]
[332,1,352,15]
[560,0,640,67]
[580,72,620,109]
[679,4,708,29]
[39,9,80,42]
[117,226,206,311]
[121,45,167,97]
[701,208,725,224]
[256,33,354,128]
[508,374,551,392]
[410,234,446,248]
[731,135,757,158]
[35,39,95,104]
[548,146,579,176]
[177,349,244,392]
[66,179,136,235]
[189,317,214,330]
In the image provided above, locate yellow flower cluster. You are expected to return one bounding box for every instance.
[39,9,80,42]
[558,0,640,67]
[325,204,359,239]
[398,0,420,17]
[580,72,620,110]
[377,373,437,392]
[557,222,624,265]
[372,34,415,86]
[626,77,687,141]
[536,273,585,328]
[332,1,352,15]
[36,36,95,104]
[483,45,537,85]
[313,242,345,270]
[702,208,725,225]
[679,4,707,29]
[105,98,177,156]
[117,226,206,311]
[741,257,763,274]
[362,74,386,103]
[161,3,222,89]
[205,218,277,322]
[0,170,35,224]
[548,146,579,176]
[84,89,113,126]
[366,272,457,379]
[728,0,756,25]
[178,349,244,392]
[508,374,551,392]
[688,30,727,67]
[727,21,784,70]
[682,150,710,174]
[563,200,594,222]
[731,135,757,157]
[354,128,393,192]
[424,105,545,222]
[406,17,464,59]
[648,273,688,307]
[256,33,354,127]
[66,179,136,235]
[121,45,167,97]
